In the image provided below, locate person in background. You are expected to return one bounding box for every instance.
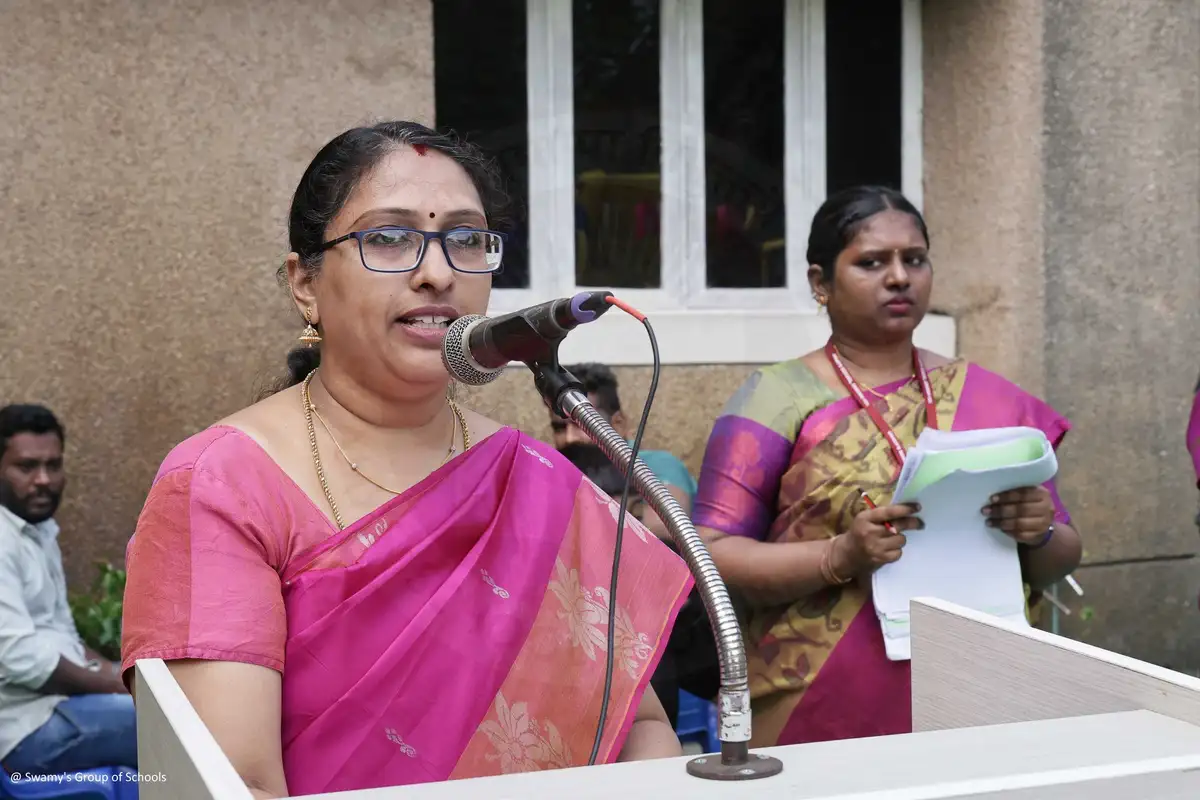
[558,438,722,721]
[0,405,136,776]
[557,442,682,726]
[1189,378,1200,490]
[557,443,648,523]
[693,186,1083,747]
[1188,380,1199,542]
[121,122,686,799]
[550,363,698,542]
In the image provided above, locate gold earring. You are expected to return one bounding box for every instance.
[813,293,828,311]
[298,309,322,347]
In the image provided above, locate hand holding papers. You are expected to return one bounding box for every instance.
[872,426,1059,661]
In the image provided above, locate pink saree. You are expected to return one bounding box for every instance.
[693,358,1071,747]
[1188,389,1200,486]
[122,426,692,795]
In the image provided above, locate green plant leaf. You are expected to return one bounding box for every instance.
[70,560,125,661]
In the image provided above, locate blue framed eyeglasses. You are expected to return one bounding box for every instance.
[321,226,506,274]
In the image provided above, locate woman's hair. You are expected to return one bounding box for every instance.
[805,185,929,282]
[275,121,509,389]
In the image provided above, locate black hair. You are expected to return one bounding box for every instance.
[0,404,65,459]
[276,121,510,389]
[558,443,627,497]
[564,362,621,416]
[806,185,929,282]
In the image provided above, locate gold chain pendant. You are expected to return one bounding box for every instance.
[301,371,469,530]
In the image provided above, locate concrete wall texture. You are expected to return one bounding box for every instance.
[924,0,1200,670]
[0,0,436,584]
[1,1,1197,669]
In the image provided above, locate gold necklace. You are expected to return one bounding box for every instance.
[301,370,471,529]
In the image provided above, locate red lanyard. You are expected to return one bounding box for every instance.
[824,340,939,467]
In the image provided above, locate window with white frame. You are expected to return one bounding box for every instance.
[434,0,944,365]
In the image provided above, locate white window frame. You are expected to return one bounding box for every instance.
[492,0,951,365]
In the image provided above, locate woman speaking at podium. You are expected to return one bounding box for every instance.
[692,186,1083,747]
[119,122,688,798]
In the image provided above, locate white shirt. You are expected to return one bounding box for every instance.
[0,504,85,760]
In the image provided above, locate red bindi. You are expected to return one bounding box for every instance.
[412,144,428,156]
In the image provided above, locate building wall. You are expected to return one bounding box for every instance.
[1041,0,1200,668]
[922,0,1048,394]
[2,0,1197,675]
[0,0,435,588]
[924,0,1200,671]
[0,0,748,592]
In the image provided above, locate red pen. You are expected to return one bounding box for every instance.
[859,490,901,536]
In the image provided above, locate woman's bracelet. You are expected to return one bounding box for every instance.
[820,537,852,586]
[1024,523,1056,551]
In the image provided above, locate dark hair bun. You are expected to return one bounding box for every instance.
[286,346,321,386]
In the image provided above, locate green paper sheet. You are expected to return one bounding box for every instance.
[896,436,1045,500]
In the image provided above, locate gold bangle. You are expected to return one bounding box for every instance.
[821,538,852,586]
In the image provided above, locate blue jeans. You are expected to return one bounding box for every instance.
[4,694,137,775]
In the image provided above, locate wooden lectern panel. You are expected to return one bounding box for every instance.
[942,763,1200,800]
[909,597,1200,732]
[132,594,1200,800]
[300,711,1200,799]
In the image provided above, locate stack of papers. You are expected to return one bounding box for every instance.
[872,426,1059,661]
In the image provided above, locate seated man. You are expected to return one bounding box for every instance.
[550,363,698,542]
[0,404,136,775]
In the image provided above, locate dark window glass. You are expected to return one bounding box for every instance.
[826,0,902,194]
[433,0,530,289]
[703,0,786,288]
[573,0,662,288]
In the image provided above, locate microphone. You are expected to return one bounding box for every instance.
[442,291,614,385]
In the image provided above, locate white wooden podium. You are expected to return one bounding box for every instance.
[133,598,1200,799]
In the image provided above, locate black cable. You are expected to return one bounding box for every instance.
[587,315,661,766]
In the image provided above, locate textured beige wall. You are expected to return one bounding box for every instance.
[923,0,1047,394]
[1042,0,1200,563]
[0,0,433,588]
[924,0,1200,671]
[1041,0,1200,670]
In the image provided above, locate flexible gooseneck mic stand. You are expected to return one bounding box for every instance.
[533,363,784,781]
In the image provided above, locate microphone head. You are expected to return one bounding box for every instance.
[442,315,505,386]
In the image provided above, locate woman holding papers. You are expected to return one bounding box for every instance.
[119,122,688,798]
[693,185,1083,747]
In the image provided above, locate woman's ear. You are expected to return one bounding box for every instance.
[807,264,829,304]
[286,252,319,323]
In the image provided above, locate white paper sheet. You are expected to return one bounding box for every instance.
[873,426,1059,661]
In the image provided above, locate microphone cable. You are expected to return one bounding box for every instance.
[586,295,662,766]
